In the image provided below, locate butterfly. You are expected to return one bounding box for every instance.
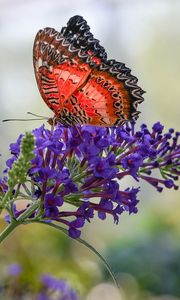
[33,15,144,127]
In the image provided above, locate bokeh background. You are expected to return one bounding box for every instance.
[0,0,180,299]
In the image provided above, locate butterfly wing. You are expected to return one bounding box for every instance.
[33,15,144,126]
[33,16,106,116]
[62,60,144,126]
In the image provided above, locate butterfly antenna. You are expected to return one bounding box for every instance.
[2,118,45,122]
[27,112,49,119]
[2,112,49,123]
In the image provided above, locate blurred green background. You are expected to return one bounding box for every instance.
[0,0,180,299]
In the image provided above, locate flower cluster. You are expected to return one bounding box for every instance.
[2,263,79,300]
[38,274,78,300]
[0,122,179,239]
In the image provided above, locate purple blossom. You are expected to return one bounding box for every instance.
[38,274,79,300]
[93,158,118,179]
[9,134,23,155]
[45,193,63,208]
[4,135,24,170]
[121,153,143,180]
[68,227,81,239]
[7,263,22,276]
[44,193,63,218]
[1,122,179,239]
[0,178,8,193]
[4,264,79,300]
[152,122,164,133]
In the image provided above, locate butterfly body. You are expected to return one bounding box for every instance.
[33,16,144,126]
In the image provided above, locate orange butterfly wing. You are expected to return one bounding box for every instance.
[33,15,144,126]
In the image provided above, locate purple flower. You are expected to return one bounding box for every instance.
[4,135,24,170]
[121,153,143,180]
[37,167,57,183]
[0,177,8,193]
[2,121,179,238]
[39,274,79,300]
[6,156,17,169]
[68,227,81,239]
[68,217,85,238]
[5,264,79,300]
[7,263,22,276]
[98,199,113,220]
[9,134,23,155]
[94,158,118,179]
[76,202,94,222]
[152,122,164,133]
[45,193,63,208]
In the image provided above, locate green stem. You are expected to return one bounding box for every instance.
[17,200,40,221]
[0,188,13,215]
[71,170,87,182]
[32,220,119,289]
[0,200,41,244]
[0,221,19,244]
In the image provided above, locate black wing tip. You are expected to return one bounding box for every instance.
[65,15,89,33]
[67,15,86,24]
[63,15,107,63]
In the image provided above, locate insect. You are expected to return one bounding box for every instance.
[33,15,144,126]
